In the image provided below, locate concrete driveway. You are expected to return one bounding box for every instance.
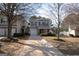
[14,36,63,56]
[0,36,63,56]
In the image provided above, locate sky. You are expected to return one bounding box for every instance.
[21,3,79,27]
[34,4,59,26]
[0,3,79,27]
[21,3,65,27]
[34,3,79,26]
[35,4,55,19]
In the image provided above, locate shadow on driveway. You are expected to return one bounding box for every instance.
[16,41,63,56]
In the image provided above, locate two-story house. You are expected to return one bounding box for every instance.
[0,15,29,36]
[29,16,52,35]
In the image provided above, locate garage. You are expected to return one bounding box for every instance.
[30,28,37,36]
[0,27,16,36]
[0,28,6,36]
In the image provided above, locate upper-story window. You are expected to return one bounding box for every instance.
[39,21,41,26]
[45,21,49,26]
[0,18,3,23]
[0,16,7,24]
[42,21,47,26]
[35,22,37,27]
[0,18,6,24]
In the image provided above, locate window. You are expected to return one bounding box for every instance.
[46,21,48,26]
[28,23,30,25]
[0,18,6,24]
[0,18,3,23]
[39,22,41,26]
[42,21,46,26]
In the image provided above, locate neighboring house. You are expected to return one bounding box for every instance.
[0,15,28,36]
[61,25,79,36]
[61,13,79,37]
[68,25,79,36]
[29,16,52,35]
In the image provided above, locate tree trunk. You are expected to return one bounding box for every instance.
[57,22,60,40]
[7,17,12,39]
[57,3,60,40]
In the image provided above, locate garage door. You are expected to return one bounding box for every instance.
[30,28,37,36]
[0,28,16,36]
[0,29,5,36]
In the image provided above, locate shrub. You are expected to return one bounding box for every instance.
[40,33,47,36]
[69,34,74,37]
[41,32,56,36]
[13,33,23,37]
[59,34,68,37]
[25,33,30,36]
[11,37,18,42]
[47,33,56,36]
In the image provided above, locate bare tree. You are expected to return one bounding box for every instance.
[0,3,20,39]
[46,3,63,40]
[62,13,79,30]
[61,3,79,30]
[0,3,41,39]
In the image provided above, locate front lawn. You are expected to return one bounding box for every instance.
[0,36,29,56]
[42,36,79,55]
